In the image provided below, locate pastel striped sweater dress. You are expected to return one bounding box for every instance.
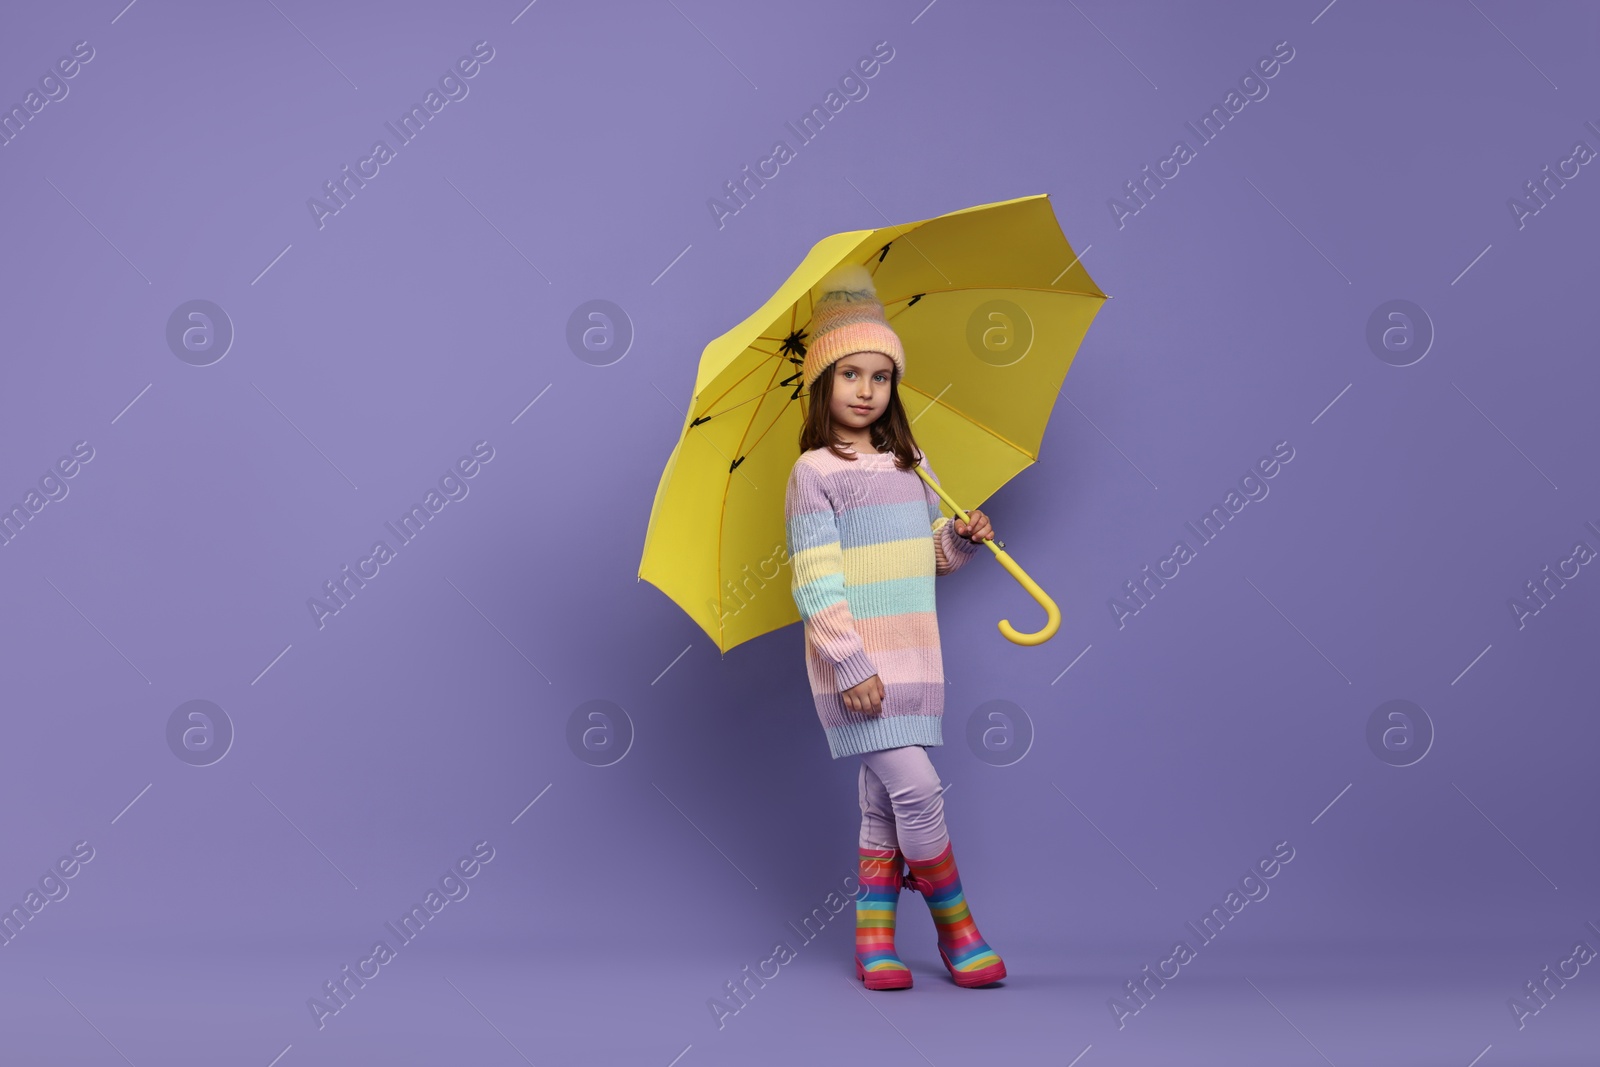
[784,445,982,759]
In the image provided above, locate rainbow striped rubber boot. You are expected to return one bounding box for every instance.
[854,845,913,990]
[903,841,1007,987]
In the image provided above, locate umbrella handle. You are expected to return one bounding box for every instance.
[913,467,1062,646]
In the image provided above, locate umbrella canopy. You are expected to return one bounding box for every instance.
[639,192,1107,655]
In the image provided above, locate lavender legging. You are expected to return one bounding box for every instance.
[857,744,950,863]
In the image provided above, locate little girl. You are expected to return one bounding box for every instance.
[783,263,1006,991]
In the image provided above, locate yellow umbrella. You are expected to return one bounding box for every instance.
[638,192,1107,654]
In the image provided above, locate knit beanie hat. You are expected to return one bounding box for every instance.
[801,263,905,390]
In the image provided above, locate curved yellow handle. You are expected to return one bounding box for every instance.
[988,545,1062,645]
[913,467,1061,646]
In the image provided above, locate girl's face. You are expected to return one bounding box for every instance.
[827,352,896,433]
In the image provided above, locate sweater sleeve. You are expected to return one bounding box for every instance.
[919,455,982,577]
[785,459,879,691]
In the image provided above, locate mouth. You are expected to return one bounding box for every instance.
[849,405,873,415]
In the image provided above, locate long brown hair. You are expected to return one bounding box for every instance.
[798,361,922,470]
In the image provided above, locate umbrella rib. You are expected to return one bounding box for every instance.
[713,348,793,647]
[876,284,1108,308]
[692,351,792,422]
[895,379,1037,462]
[692,380,796,423]
[727,342,791,468]
[855,213,947,282]
[820,215,1103,322]
[736,386,794,467]
[797,282,1104,333]
[711,363,780,650]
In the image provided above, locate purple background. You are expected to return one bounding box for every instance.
[2,0,1597,1063]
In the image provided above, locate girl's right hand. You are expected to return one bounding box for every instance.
[842,674,885,715]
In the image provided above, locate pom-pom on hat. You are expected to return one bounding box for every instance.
[801,262,905,390]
